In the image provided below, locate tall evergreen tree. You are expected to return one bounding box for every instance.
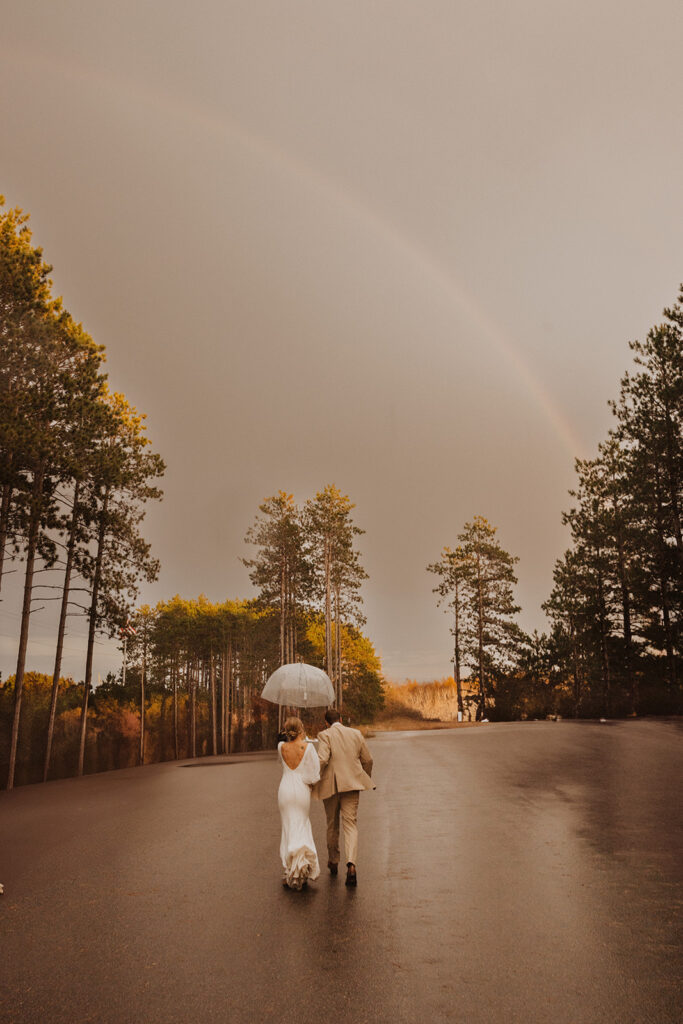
[75,390,164,776]
[457,516,522,719]
[0,198,54,594]
[304,485,367,706]
[426,546,473,718]
[243,492,310,666]
[4,310,104,789]
[546,285,683,715]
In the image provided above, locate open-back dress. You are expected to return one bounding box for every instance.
[277,741,321,889]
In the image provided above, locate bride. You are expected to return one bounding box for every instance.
[278,716,321,890]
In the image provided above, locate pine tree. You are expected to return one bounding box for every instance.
[243,492,310,666]
[304,485,366,706]
[0,198,54,594]
[75,391,163,776]
[4,310,104,789]
[457,516,522,719]
[545,285,683,715]
[426,546,473,718]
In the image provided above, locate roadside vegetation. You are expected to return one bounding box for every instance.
[427,291,683,722]
[0,199,383,788]
[371,679,482,733]
[1,198,680,787]
[0,198,164,788]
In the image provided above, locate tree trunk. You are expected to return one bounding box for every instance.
[280,562,286,665]
[334,584,342,709]
[44,479,81,782]
[652,450,677,688]
[662,393,683,557]
[286,571,295,664]
[476,552,485,720]
[78,485,110,777]
[210,648,217,755]
[140,622,147,765]
[221,647,227,754]
[227,641,233,753]
[595,556,612,715]
[184,657,190,756]
[659,573,677,688]
[570,616,581,717]
[0,476,14,594]
[290,582,297,664]
[7,461,46,790]
[325,538,333,684]
[190,663,196,758]
[173,654,179,760]
[453,585,464,717]
[613,507,636,712]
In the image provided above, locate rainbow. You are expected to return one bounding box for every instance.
[6,47,583,460]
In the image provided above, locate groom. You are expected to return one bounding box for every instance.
[314,709,374,887]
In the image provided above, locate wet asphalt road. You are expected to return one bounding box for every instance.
[1,720,681,1024]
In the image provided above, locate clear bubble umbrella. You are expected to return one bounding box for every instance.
[261,662,335,709]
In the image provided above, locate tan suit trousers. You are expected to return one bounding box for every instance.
[324,790,360,866]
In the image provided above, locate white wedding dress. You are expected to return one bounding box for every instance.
[277,741,321,889]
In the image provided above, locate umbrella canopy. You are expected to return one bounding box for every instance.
[261,663,335,708]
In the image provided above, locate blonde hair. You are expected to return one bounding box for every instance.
[283,716,305,741]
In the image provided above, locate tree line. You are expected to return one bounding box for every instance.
[116,588,382,762]
[113,489,381,764]
[0,546,383,787]
[3,194,679,786]
[0,197,383,787]
[428,287,683,719]
[543,288,682,716]
[0,198,164,788]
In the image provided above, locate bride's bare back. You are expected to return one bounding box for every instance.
[281,738,308,770]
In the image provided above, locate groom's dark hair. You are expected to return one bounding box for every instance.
[325,709,341,725]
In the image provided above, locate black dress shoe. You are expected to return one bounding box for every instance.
[345,864,357,887]
[328,861,338,876]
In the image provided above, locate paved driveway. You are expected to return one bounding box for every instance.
[1,720,681,1023]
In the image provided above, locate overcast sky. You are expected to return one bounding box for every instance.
[2,0,682,683]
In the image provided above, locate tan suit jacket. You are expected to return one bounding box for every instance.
[313,722,374,801]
